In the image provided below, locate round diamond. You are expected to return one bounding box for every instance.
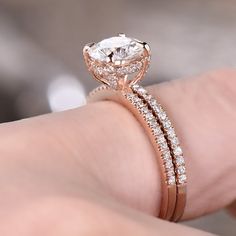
[137,86,147,95]
[163,120,172,129]
[152,126,162,136]
[140,107,149,114]
[145,112,154,121]
[166,169,175,177]
[177,166,186,174]
[162,151,171,160]
[148,119,157,128]
[167,176,176,185]
[159,111,167,121]
[159,141,168,151]
[117,61,142,75]
[174,146,183,156]
[175,156,185,166]
[158,135,166,144]
[178,174,187,184]
[171,136,179,146]
[132,84,140,90]
[167,128,175,138]
[165,160,173,169]
[88,36,144,62]
[94,66,103,75]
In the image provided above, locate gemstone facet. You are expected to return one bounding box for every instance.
[88,36,144,62]
[84,35,151,89]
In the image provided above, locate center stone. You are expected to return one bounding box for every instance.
[88,36,144,62]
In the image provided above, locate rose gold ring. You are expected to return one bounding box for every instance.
[131,84,187,221]
[83,33,150,90]
[83,34,187,222]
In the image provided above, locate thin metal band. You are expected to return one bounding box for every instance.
[87,85,178,221]
[131,84,187,221]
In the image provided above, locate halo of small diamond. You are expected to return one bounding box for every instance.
[93,60,144,76]
[84,35,150,89]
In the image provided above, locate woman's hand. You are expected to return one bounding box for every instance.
[0,69,235,235]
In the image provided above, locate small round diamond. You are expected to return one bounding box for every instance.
[159,141,168,151]
[145,112,154,121]
[178,174,187,184]
[132,84,140,90]
[175,156,185,166]
[104,65,116,73]
[148,119,157,128]
[140,107,149,114]
[158,135,166,144]
[171,136,179,146]
[167,128,175,138]
[159,111,167,121]
[177,166,186,175]
[117,62,142,75]
[150,99,158,107]
[163,120,172,129]
[174,146,183,156]
[152,126,162,136]
[166,169,175,177]
[137,86,147,95]
[167,176,176,185]
[165,160,173,169]
[163,151,171,160]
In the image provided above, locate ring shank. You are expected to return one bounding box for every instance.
[88,86,178,221]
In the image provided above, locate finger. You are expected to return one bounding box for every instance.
[227,200,236,217]
[147,69,236,219]
[1,195,215,236]
[0,69,235,223]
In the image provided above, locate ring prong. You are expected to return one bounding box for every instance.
[83,35,151,89]
[118,33,126,37]
[83,46,90,54]
[83,43,95,55]
[83,42,95,51]
[143,42,151,52]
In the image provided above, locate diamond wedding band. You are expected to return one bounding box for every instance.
[84,34,187,222]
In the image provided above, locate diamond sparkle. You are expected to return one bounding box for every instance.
[88,36,144,62]
[132,85,187,186]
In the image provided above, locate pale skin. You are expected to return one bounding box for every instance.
[0,69,236,235]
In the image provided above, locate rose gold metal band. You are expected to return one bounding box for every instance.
[84,33,186,222]
[131,84,187,221]
[87,84,187,222]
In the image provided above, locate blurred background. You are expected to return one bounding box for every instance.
[0,0,235,234]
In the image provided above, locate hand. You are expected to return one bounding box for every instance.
[0,69,235,235]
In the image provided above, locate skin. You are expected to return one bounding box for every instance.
[0,69,235,235]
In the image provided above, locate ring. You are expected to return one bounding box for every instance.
[84,34,187,222]
[83,33,151,89]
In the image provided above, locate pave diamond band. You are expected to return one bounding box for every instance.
[131,84,187,221]
[87,85,186,221]
[131,84,187,185]
[88,85,177,220]
[84,34,187,222]
[125,92,177,186]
